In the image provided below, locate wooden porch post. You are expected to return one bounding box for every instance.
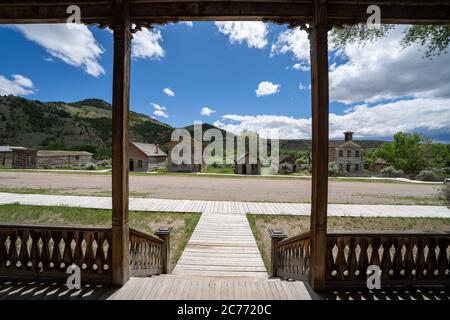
[308,0,329,291]
[111,0,131,286]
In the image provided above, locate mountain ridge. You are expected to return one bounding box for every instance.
[0,95,388,158]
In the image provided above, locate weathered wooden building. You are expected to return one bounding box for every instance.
[278,155,299,174]
[235,152,261,175]
[8,148,93,169]
[129,141,167,172]
[368,158,390,172]
[0,146,25,167]
[329,132,364,174]
[167,139,204,172]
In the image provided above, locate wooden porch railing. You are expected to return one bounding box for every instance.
[268,229,310,281]
[129,226,172,277]
[270,229,450,288]
[326,232,450,288]
[0,223,172,282]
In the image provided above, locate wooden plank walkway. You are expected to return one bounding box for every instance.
[105,275,316,300]
[1,192,449,218]
[173,212,268,279]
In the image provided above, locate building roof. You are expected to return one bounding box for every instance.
[36,150,93,157]
[374,158,389,165]
[0,146,27,152]
[236,152,259,164]
[334,140,363,149]
[131,142,167,157]
[279,155,297,164]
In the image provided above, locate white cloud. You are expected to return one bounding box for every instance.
[0,74,35,96]
[14,24,105,77]
[215,22,268,49]
[329,26,450,104]
[214,98,450,140]
[255,81,280,97]
[271,28,310,63]
[180,22,193,27]
[292,62,310,72]
[200,107,216,116]
[298,82,307,90]
[163,88,175,96]
[132,28,165,60]
[151,103,168,118]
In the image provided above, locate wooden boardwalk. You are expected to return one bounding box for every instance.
[173,212,267,279]
[1,192,449,218]
[106,275,315,300]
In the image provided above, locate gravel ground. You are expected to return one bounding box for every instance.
[0,171,444,205]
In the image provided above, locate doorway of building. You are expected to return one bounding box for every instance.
[129,159,134,172]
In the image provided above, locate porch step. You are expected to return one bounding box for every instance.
[107,275,315,300]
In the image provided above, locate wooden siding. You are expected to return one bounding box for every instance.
[36,154,92,168]
[0,152,12,167]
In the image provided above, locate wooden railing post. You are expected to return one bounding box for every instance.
[268,229,287,278]
[155,226,173,274]
[111,0,131,286]
[309,0,330,291]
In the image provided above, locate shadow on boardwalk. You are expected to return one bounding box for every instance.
[0,279,118,300]
[1,279,449,300]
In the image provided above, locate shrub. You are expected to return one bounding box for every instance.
[415,169,443,182]
[86,163,97,170]
[378,166,404,178]
[97,159,111,168]
[299,164,311,173]
[328,162,339,177]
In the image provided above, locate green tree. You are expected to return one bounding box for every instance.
[331,25,450,58]
[373,132,427,174]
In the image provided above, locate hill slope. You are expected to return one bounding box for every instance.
[0,95,173,158]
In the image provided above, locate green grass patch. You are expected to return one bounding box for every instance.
[247,214,450,274]
[0,204,200,270]
[202,166,234,174]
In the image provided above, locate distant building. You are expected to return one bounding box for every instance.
[10,149,93,169]
[129,141,167,172]
[167,139,204,173]
[278,156,299,174]
[0,146,26,167]
[329,131,364,174]
[235,152,261,175]
[368,158,390,172]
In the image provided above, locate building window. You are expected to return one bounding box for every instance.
[347,150,351,157]
[339,164,343,172]
[355,164,359,171]
[138,160,143,168]
[346,164,351,172]
[355,150,360,157]
[339,150,343,157]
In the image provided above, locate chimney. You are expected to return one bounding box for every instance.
[344,131,353,141]
[155,144,159,154]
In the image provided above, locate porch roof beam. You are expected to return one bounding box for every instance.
[0,1,449,25]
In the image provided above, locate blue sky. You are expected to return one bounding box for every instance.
[1,22,449,141]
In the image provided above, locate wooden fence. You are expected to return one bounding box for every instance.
[0,223,171,282]
[270,230,450,288]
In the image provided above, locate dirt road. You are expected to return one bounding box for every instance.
[0,171,444,205]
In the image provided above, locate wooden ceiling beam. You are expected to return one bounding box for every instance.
[0,1,449,25]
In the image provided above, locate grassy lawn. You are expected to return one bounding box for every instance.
[247,214,450,274]
[202,166,234,174]
[0,204,200,271]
